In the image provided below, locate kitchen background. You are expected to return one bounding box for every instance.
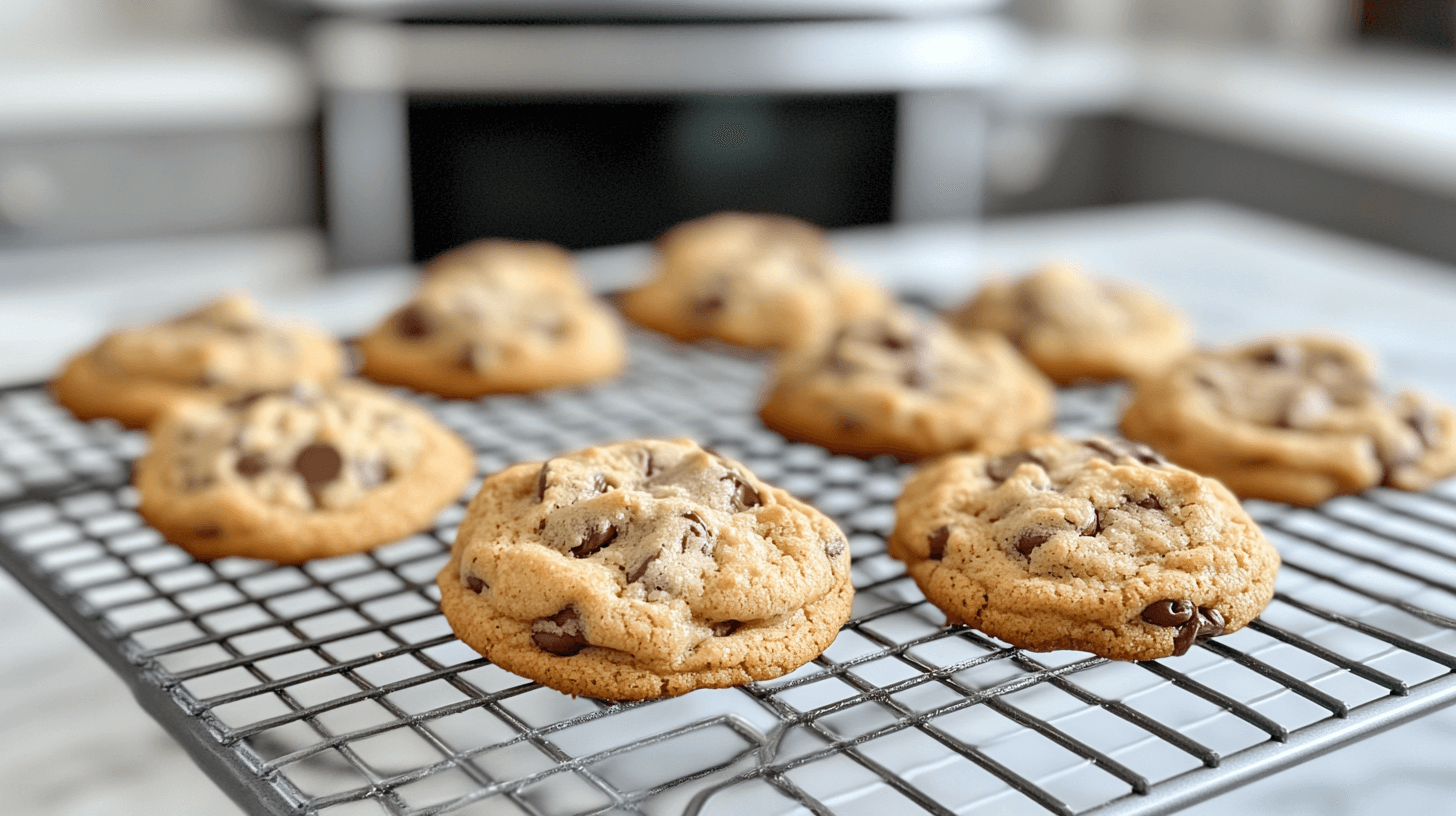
[3,0,1456,814]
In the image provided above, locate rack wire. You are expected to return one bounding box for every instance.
[3,329,1456,816]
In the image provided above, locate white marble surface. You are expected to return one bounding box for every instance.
[3,200,1456,814]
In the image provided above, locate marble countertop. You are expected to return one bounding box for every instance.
[3,200,1456,814]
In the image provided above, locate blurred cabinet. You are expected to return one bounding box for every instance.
[0,43,315,252]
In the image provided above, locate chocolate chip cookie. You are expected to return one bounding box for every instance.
[51,294,345,429]
[1120,334,1456,506]
[618,211,893,350]
[359,239,627,398]
[888,436,1280,661]
[135,380,475,563]
[437,438,854,699]
[758,306,1056,460]
[947,262,1193,384]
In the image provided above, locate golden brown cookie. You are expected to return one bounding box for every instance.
[437,438,854,699]
[888,436,1280,661]
[51,294,344,429]
[1120,334,1456,506]
[758,305,1056,461]
[947,262,1193,384]
[135,380,474,564]
[359,239,627,398]
[618,211,893,350]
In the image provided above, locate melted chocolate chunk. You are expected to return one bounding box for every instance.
[881,332,910,351]
[1013,529,1053,557]
[681,511,713,555]
[927,525,951,559]
[987,451,1041,483]
[227,391,271,411]
[235,453,267,478]
[723,471,762,511]
[1085,438,1167,467]
[1141,599,1195,628]
[536,461,551,502]
[194,525,222,539]
[1251,342,1301,368]
[396,305,431,339]
[532,608,588,656]
[1130,494,1163,511]
[294,443,343,487]
[1170,606,1227,656]
[826,537,846,558]
[626,554,656,584]
[711,620,743,637]
[465,575,486,593]
[572,522,618,558]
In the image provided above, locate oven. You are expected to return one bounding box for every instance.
[306,3,1021,267]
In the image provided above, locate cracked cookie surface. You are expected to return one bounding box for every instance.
[618,211,892,350]
[359,239,626,397]
[52,294,344,429]
[947,262,1192,384]
[135,380,474,563]
[758,305,1055,460]
[888,436,1279,661]
[1120,334,1456,506]
[437,437,854,699]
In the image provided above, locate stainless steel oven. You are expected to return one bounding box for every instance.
[306,1,1021,267]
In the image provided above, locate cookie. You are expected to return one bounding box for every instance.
[51,294,345,429]
[437,438,854,699]
[888,436,1280,661]
[618,211,893,350]
[947,262,1193,384]
[359,239,627,398]
[134,380,475,564]
[1120,334,1456,506]
[758,305,1056,460]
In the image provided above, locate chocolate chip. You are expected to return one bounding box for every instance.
[711,620,742,637]
[532,608,588,656]
[1085,438,1167,467]
[572,522,618,558]
[592,473,609,494]
[881,332,909,351]
[1141,599,1195,628]
[236,453,267,478]
[536,461,551,502]
[457,345,480,372]
[693,293,725,316]
[626,554,656,583]
[396,305,431,339]
[194,525,221,539]
[987,452,1041,483]
[836,415,863,434]
[641,451,658,477]
[1013,529,1053,557]
[927,525,951,559]
[1130,494,1163,511]
[681,511,713,555]
[723,471,762,511]
[1170,606,1226,656]
[466,575,486,593]
[1081,513,1099,536]
[294,443,343,486]
[1251,342,1300,368]
[227,391,270,411]
[826,537,846,558]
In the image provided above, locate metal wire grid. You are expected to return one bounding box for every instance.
[3,331,1456,816]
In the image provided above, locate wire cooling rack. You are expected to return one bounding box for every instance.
[3,330,1456,816]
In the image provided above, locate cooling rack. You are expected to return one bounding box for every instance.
[3,329,1456,816]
